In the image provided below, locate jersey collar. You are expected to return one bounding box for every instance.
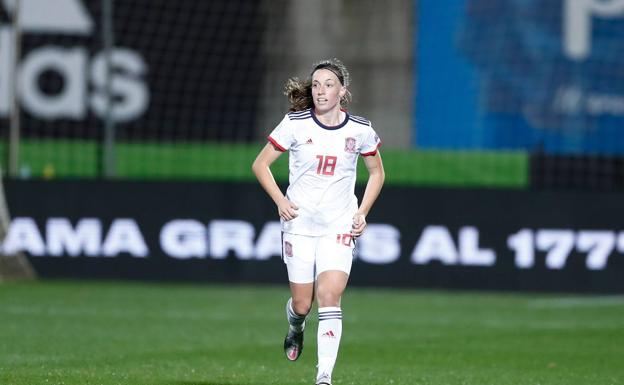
[311,109,350,130]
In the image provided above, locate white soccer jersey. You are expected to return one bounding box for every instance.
[268,108,381,236]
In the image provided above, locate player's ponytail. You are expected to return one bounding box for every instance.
[284,77,313,112]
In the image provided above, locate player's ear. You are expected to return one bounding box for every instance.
[339,86,347,98]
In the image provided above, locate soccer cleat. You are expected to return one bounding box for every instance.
[283,327,304,361]
[316,373,332,385]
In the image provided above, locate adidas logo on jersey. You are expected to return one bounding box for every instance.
[305,138,314,145]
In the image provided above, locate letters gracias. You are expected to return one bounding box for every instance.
[2,217,622,271]
[2,218,478,264]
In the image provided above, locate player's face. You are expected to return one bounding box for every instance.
[311,69,346,114]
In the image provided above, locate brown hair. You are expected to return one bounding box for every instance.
[284,58,353,112]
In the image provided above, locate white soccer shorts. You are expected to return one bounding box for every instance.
[282,231,355,284]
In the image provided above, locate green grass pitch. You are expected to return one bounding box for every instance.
[1,280,622,385]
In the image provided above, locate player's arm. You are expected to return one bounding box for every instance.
[252,142,299,221]
[352,150,385,236]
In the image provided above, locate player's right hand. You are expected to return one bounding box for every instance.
[277,198,298,221]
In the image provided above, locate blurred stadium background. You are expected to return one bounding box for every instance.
[0,0,526,185]
[1,0,623,187]
[1,1,623,384]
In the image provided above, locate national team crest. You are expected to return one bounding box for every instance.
[344,137,356,153]
[284,241,293,258]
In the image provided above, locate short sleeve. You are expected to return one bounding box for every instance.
[267,115,294,152]
[360,125,382,156]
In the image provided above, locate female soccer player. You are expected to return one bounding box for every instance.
[252,58,384,385]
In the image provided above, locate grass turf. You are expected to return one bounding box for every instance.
[0,280,622,385]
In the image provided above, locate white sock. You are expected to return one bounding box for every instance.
[286,298,307,332]
[317,307,342,381]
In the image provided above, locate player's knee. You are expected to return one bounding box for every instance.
[291,297,312,315]
[316,290,340,308]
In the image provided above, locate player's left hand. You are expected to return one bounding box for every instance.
[351,213,367,237]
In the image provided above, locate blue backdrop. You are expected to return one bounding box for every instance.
[416,0,624,155]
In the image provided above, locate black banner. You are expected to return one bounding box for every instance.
[530,152,624,191]
[0,0,266,141]
[4,180,624,293]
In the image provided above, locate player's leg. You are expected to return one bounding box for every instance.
[284,282,314,361]
[315,270,348,384]
[282,233,316,361]
[314,232,354,384]
[288,282,314,330]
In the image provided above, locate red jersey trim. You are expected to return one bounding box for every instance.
[361,141,382,157]
[268,136,287,152]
